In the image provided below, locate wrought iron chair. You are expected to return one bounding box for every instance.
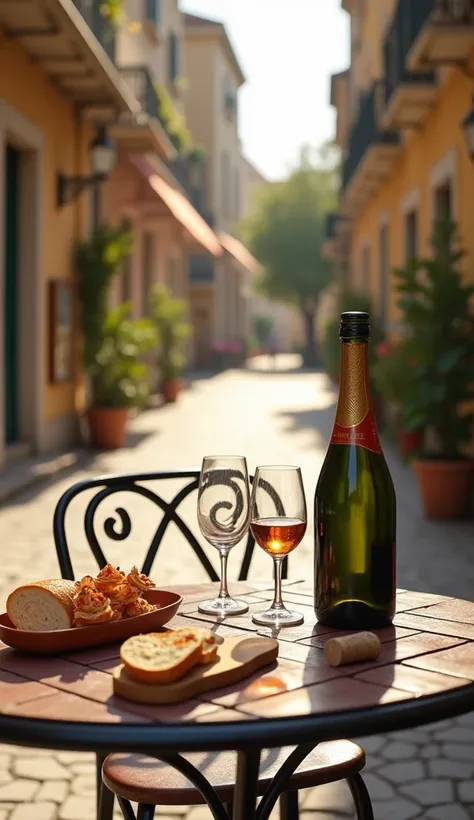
[53,470,374,820]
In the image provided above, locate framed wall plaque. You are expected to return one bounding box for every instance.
[48,280,74,383]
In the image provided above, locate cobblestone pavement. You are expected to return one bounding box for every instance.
[1,356,474,820]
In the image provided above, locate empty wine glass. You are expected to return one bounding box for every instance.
[197,455,250,616]
[250,465,307,627]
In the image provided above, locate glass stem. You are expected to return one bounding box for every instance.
[272,557,284,610]
[218,549,229,600]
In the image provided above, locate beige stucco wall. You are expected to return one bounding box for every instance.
[184,37,241,232]
[182,39,214,211]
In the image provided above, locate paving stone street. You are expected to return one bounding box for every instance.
[1,356,474,820]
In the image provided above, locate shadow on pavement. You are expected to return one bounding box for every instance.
[275,405,336,447]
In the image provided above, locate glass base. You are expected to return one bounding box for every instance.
[252,606,304,627]
[198,597,249,617]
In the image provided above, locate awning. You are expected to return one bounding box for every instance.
[0,0,139,115]
[219,232,262,275]
[131,155,223,258]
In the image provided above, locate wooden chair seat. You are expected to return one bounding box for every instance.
[102,740,365,806]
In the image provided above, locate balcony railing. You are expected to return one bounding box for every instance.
[72,0,116,62]
[342,82,399,189]
[118,67,159,119]
[384,0,435,106]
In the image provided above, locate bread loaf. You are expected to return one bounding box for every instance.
[121,629,206,684]
[6,579,76,631]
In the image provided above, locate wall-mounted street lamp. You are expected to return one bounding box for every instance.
[56,126,116,208]
[461,98,474,163]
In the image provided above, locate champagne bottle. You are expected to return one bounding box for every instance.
[314,311,396,629]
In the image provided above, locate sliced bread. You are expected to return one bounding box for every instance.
[7,579,76,631]
[121,628,209,684]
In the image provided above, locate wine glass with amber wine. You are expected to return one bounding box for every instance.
[250,466,307,627]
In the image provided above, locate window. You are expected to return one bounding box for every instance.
[145,0,160,24]
[221,150,230,217]
[142,232,155,315]
[168,33,178,82]
[434,181,452,221]
[405,209,418,262]
[379,223,389,329]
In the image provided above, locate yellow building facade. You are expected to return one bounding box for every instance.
[326,0,474,335]
[0,0,137,467]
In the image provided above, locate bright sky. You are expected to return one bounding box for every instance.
[181,0,349,181]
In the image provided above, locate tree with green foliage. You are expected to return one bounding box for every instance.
[242,149,337,366]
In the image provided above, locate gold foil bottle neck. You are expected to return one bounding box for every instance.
[335,343,370,428]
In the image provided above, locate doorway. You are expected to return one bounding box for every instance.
[3,144,20,444]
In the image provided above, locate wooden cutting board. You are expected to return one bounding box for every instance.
[113,635,279,705]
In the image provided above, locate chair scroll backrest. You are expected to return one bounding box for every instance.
[53,470,289,583]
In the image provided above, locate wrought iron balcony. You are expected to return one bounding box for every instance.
[118,67,159,119]
[72,0,116,62]
[382,0,436,130]
[406,0,474,72]
[342,82,400,194]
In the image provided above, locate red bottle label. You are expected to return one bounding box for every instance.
[331,409,382,454]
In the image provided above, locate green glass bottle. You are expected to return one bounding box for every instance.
[314,311,396,629]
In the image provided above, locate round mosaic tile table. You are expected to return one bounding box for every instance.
[0,581,474,819]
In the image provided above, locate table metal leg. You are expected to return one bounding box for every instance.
[233,748,261,820]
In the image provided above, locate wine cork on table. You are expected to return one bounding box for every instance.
[324,632,381,667]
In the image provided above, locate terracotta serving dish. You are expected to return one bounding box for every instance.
[0,589,182,654]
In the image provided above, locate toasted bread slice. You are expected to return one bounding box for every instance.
[120,630,204,684]
[193,628,219,665]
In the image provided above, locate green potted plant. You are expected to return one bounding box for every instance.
[75,224,157,449]
[150,285,191,403]
[394,218,474,518]
[87,304,157,448]
[372,338,425,458]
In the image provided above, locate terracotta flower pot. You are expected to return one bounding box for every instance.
[413,458,474,519]
[87,407,128,450]
[161,379,181,403]
[397,428,424,458]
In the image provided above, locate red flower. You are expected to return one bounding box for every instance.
[376,342,390,357]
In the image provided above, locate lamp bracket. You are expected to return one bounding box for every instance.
[57,172,105,208]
